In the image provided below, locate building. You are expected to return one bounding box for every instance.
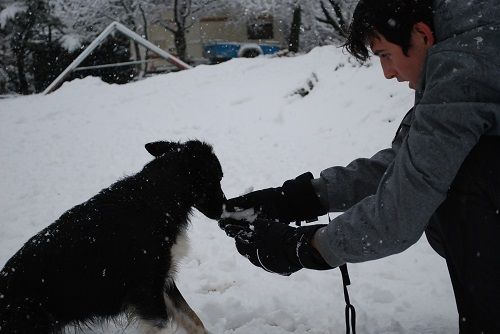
[146,9,287,71]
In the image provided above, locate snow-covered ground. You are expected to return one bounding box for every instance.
[0,46,458,333]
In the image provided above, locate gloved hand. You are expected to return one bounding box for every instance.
[224,172,328,223]
[219,218,333,276]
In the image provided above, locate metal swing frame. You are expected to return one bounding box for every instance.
[43,21,192,95]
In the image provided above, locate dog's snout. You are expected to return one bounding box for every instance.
[195,188,225,220]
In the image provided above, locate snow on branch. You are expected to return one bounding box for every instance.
[0,2,27,29]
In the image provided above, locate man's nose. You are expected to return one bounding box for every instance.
[381,62,397,80]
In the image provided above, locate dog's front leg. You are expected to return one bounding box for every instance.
[163,282,207,334]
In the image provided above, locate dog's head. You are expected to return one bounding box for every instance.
[145,140,225,219]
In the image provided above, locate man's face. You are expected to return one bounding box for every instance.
[370,23,434,90]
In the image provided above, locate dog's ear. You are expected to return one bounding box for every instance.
[145,141,181,157]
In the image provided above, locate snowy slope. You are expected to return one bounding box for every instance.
[0,46,458,333]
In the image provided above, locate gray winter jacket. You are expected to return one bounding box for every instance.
[314,0,500,267]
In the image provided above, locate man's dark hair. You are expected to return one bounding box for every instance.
[344,0,434,62]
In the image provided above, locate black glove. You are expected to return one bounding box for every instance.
[225,172,327,223]
[219,218,333,276]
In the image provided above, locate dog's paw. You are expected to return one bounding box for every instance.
[221,206,258,223]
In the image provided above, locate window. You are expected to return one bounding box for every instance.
[247,17,274,40]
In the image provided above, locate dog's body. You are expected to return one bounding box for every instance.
[0,140,225,334]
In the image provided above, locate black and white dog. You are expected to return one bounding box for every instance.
[0,140,225,334]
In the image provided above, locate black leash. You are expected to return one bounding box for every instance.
[324,214,356,334]
[297,216,356,333]
[339,264,356,334]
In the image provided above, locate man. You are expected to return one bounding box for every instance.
[219,0,500,332]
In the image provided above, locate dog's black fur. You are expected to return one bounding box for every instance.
[0,140,225,334]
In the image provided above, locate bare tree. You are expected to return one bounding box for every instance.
[1,0,65,94]
[51,0,158,77]
[288,4,301,52]
[102,0,151,76]
[154,0,221,62]
[233,0,356,50]
[50,0,110,44]
[316,0,356,41]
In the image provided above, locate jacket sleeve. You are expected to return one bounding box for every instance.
[317,149,395,212]
[316,109,412,212]
[314,46,499,267]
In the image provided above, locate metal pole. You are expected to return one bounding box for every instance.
[43,22,192,95]
[113,22,192,70]
[73,59,156,71]
[43,22,119,95]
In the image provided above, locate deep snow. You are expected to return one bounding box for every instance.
[0,46,458,333]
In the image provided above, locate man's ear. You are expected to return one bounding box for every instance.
[145,141,181,157]
[413,22,435,47]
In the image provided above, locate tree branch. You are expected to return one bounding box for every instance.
[329,0,347,33]
[159,20,177,34]
[316,0,347,38]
